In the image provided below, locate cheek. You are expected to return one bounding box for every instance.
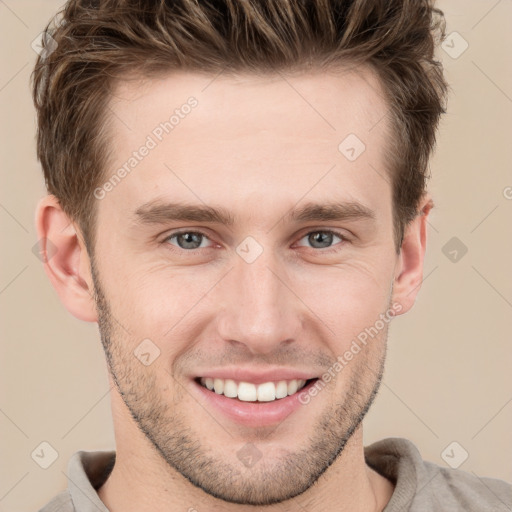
[287,265,394,375]
[103,266,214,358]
[95,259,184,339]
[291,258,394,326]
[101,245,395,351]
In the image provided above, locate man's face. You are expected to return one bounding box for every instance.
[91,68,400,505]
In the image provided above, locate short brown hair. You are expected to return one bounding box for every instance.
[32,0,448,254]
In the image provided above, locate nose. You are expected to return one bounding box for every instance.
[215,249,304,355]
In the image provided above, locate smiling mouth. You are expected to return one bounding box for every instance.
[195,377,318,402]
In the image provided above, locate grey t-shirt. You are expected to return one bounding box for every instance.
[37,437,511,511]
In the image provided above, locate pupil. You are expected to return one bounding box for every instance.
[311,232,331,248]
[180,233,201,249]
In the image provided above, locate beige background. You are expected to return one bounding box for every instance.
[1,0,511,510]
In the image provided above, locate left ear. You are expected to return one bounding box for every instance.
[391,194,434,315]
[34,194,98,322]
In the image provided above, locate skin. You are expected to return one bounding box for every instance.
[36,67,432,511]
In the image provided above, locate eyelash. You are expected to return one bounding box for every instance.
[162,229,350,254]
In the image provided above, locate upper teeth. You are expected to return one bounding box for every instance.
[199,377,308,402]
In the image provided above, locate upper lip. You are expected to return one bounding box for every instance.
[193,367,319,385]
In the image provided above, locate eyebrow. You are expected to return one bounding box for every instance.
[133,200,376,227]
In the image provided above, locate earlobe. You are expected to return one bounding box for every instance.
[34,195,98,322]
[391,195,433,315]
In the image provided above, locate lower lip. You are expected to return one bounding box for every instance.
[192,379,319,427]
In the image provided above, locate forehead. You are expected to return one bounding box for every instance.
[110,66,388,142]
[101,67,392,228]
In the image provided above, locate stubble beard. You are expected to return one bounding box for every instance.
[90,259,388,506]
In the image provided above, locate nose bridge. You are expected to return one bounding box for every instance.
[217,247,300,353]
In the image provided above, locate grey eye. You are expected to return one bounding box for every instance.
[167,232,211,250]
[297,230,344,249]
